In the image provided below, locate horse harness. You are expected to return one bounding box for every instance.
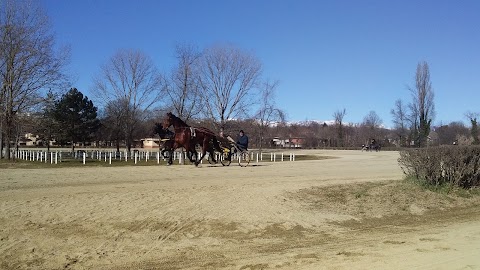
[190,127,196,137]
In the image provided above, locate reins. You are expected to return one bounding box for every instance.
[167,120,217,137]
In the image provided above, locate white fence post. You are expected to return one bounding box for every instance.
[179,151,184,165]
[83,152,86,165]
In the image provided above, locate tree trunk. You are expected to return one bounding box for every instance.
[4,133,10,159]
[0,126,3,159]
[4,111,13,159]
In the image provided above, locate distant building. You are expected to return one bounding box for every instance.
[271,137,304,148]
[141,138,160,148]
[17,133,39,146]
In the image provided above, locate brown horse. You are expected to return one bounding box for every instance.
[162,112,221,166]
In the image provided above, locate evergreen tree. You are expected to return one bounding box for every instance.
[53,88,100,152]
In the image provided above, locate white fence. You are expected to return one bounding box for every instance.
[8,149,296,165]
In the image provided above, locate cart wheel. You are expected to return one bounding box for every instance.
[238,151,250,167]
[220,151,232,166]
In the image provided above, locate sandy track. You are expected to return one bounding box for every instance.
[1,150,479,269]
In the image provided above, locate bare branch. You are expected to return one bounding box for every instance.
[164,42,202,121]
[91,49,163,151]
[197,44,262,131]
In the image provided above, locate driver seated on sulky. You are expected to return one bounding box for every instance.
[236,130,249,151]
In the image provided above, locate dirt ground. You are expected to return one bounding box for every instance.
[1,150,480,270]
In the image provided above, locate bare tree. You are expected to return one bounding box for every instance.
[100,99,127,151]
[0,0,69,159]
[361,110,383,145]
[363,110,383,129]
[164,43,202,121]
[390,99,408,146]
[92,49,163,152]
[409,61,435,147]
[254,80,286,150]
[465,111,480,145]
[197,44,262,133]
[333,108,346,147]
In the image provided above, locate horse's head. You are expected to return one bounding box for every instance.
[154,123,166,137]
[162,112,174,129]
[163,112,189,129]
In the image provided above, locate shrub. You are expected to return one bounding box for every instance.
[398,146,480,188]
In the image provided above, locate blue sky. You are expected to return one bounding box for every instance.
[41,0,480,127]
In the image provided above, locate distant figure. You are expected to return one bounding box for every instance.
[236,130,249,150]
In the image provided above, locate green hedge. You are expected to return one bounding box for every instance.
[398,146,480,188]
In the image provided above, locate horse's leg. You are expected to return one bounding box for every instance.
[181,135,196,164]
[208,146,217,163]
[194,139,209,166]
[187,149,197,163]
[160,148,171,165]
[168,141,181,165]
[186,143,198,163]
[167,149,173,165]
